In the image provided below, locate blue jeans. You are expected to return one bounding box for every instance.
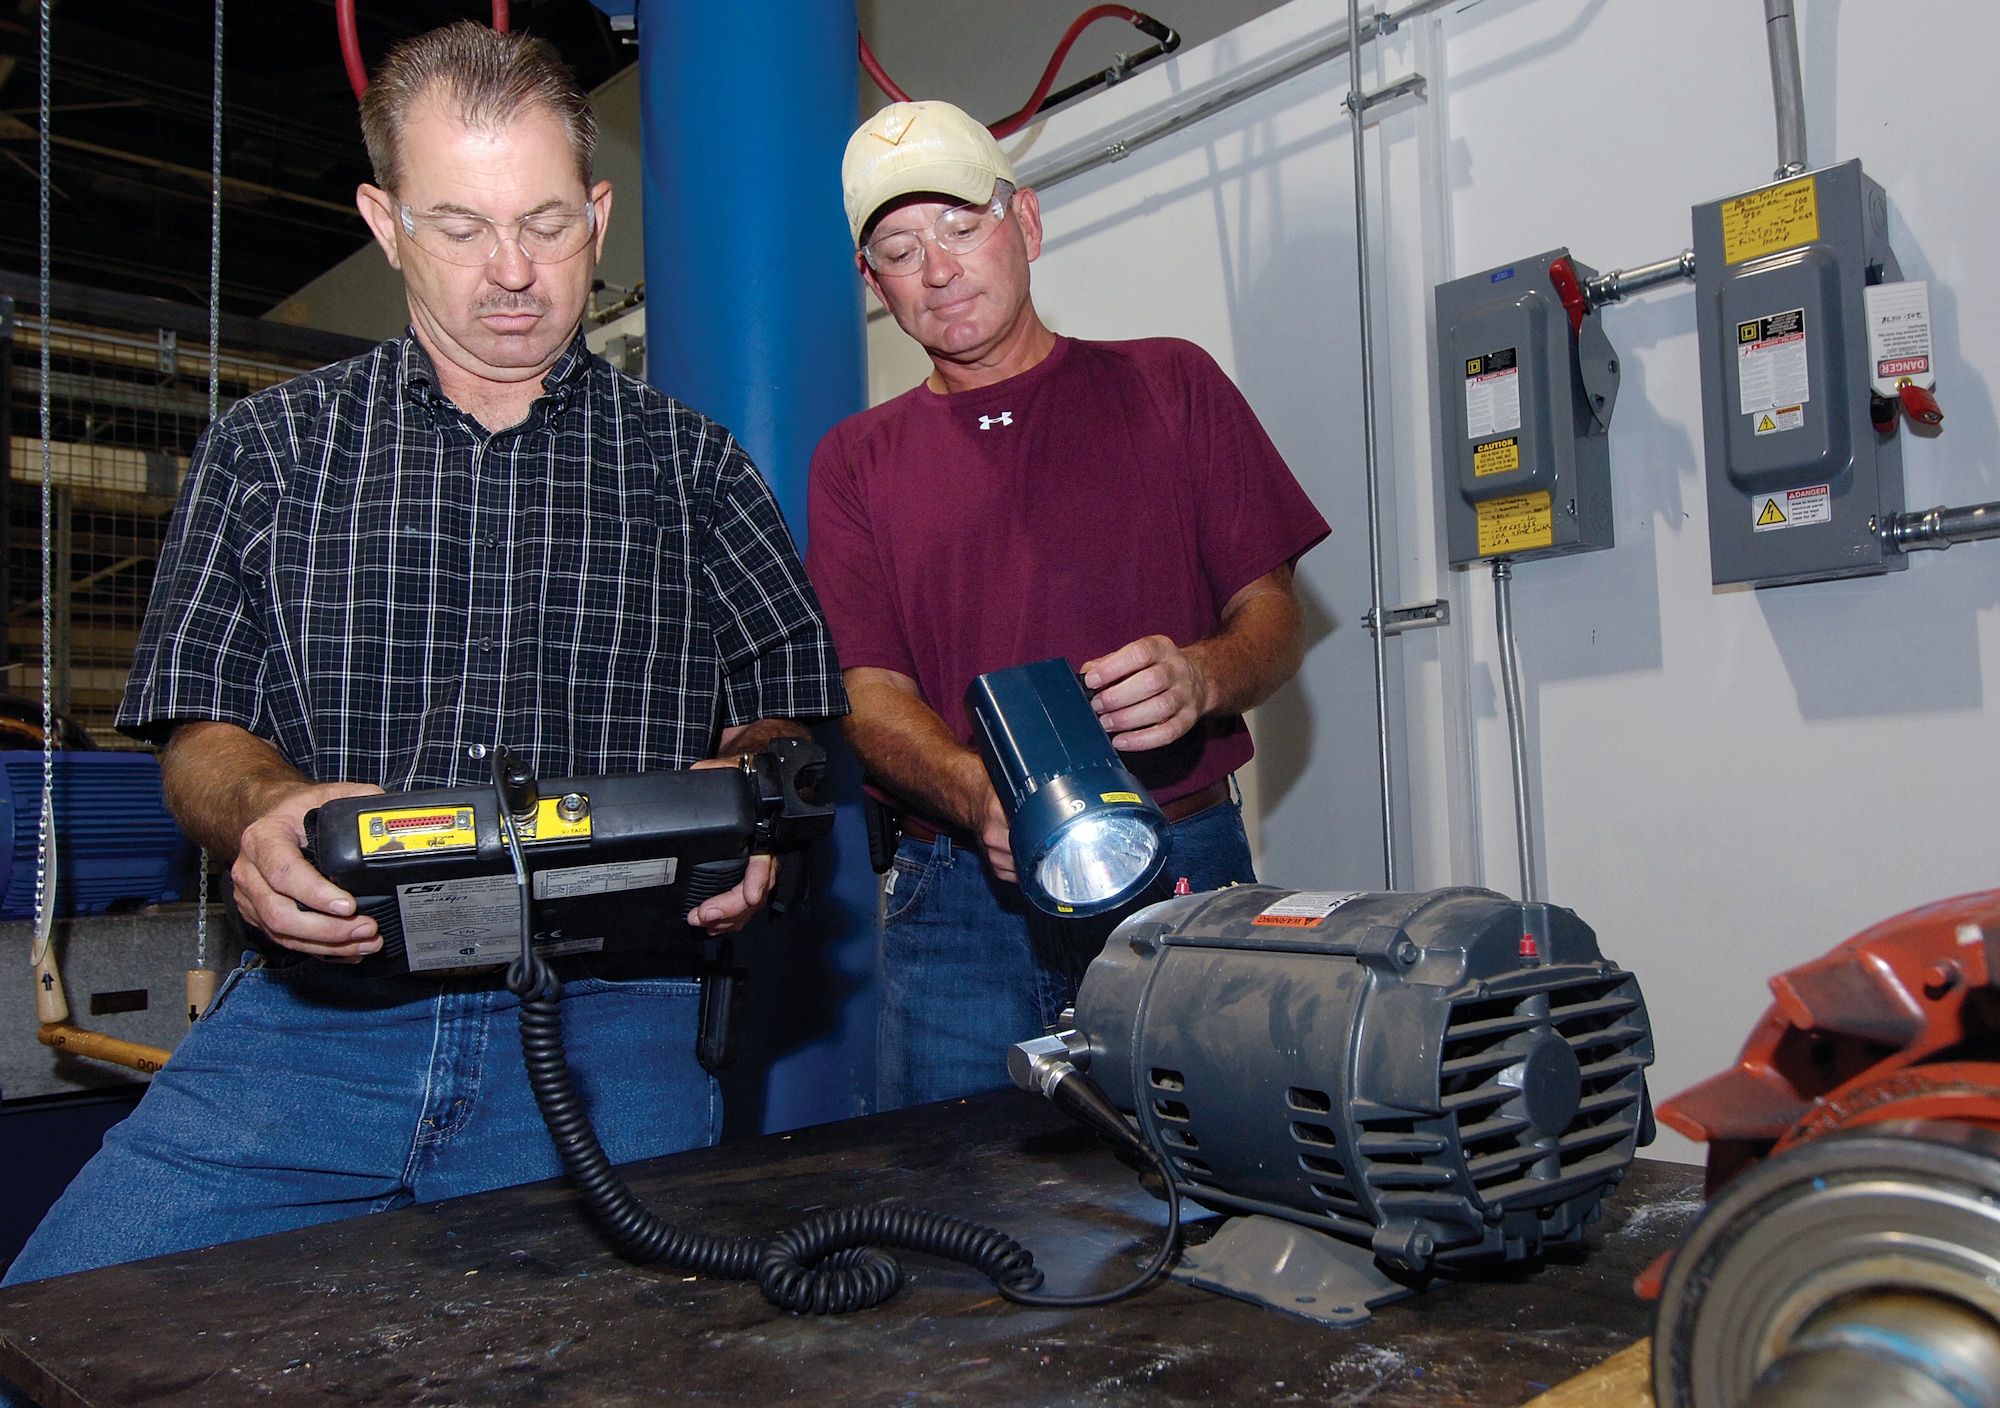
[876,797,1256,1111]
[3,953,718,1287]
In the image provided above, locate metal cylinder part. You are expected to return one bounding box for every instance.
[1655,1121,2000,1408]
[1884,500,2000,552]
[1762,0,1809,178]
[1583,250,1697,308]
[1491,561,1538,903]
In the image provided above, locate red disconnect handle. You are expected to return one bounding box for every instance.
[1547,256,1589,335]
[1899,381,1944,427]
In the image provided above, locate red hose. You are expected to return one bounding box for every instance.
[338,0,511,101]
[859,6,1154,138]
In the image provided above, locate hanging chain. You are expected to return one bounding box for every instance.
[196,0,225,970]
[34,0,54,939]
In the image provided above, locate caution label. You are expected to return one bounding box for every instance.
[1464,347,1521,440]
[1472,436,1520,477]
[1737,309,1811,415]
[1751,483,1831,532]
[1721,175,1819,265]
[1253,891,1363,928]
[1476,491,1555,557]
[1099,791,1143,805]
[1753,405,1804,436]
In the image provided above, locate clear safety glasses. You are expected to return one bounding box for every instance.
[398,202,597,267]
[861,194,1010,277]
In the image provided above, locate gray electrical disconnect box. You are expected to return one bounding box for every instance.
[1435,250,1620,568]
[1693,159,1904,587]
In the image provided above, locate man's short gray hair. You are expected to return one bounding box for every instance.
[358,21,597,194]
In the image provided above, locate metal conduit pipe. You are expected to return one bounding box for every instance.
[1014,0,1460,195]
[1492,560,1539,904]
[1763,0,1809,178]
[1584,250,1697,309]
[1346,0,1396,891]
[1884,500,2000,552]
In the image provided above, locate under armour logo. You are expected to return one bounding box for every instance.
[979,412,1013,430]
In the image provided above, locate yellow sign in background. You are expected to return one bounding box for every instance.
[1721,176,1819,264]
[1476,491,1555,557]
[1473,437,1521,477]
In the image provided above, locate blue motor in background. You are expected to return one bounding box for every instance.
[0,752,194,919]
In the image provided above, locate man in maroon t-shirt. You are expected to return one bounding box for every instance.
[807,100,1330,1110]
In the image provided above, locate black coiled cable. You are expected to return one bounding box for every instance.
[505,948,1180,1314]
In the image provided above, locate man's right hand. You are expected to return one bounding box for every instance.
[974,786,1016,884]
[230,781,386,961]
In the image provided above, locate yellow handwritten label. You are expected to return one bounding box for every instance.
[1721,176,1819,265]
[1475,492,1555,557]
[1472,437,1520,477]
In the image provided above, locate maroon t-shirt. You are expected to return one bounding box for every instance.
[806,336,1329,829]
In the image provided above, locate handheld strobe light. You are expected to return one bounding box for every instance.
[966,657,1171,916]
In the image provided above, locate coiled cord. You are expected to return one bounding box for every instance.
[506,949,1181,1314]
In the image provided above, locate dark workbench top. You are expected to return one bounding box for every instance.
[0,1090,1701,1407]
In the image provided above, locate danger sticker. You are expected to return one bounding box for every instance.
[1864,280,1934,396]
[1720,175,1819,265]
[1752,405,1804,436]
[1737,309,1811,415]
[1752,483,1831,532]
[1475,491,1554,557]
[1253,891,1363,927]
[1464,348,1521,440]
[1472,436,1520,477]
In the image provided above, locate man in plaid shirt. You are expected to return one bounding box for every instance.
[3,24,846,1286]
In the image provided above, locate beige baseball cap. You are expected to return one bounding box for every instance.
[842,100,1016,245]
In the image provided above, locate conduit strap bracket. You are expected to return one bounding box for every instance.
[1363,599,1449,637]
[1341,73,1428,126]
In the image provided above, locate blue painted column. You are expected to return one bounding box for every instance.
[632,1,878,1132]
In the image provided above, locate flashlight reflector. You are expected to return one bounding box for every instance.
[1036,814,1163,910]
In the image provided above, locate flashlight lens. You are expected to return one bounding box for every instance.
[1038,814,1161,908]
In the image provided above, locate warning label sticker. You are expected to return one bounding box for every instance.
[1752,483,1831,532]
[1752,405,1804,436]
[1476,491,1554,557]
[1253,891,1363,928]
[533,857,675,901]
[1721,175,1819,265]
[397,874,522,971]
[1464,348,1521,440]
[1737,309,1811,415]
[1472,436,1520,477]
[1864,280,1934,395]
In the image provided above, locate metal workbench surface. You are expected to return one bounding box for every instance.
[0,1089,1700,1407]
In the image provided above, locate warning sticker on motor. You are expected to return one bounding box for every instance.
[1752,483,1831,532]
[1721,175,1819,265]
[1476,491,1554,557]
[397,874,522,971]
[1253,891,1363,928]
[1472,436,1520,477]
[1737,309,1811,415]
[1464,348,1521,440]
[1753,405,1804,436]
[1864,280,1934,396]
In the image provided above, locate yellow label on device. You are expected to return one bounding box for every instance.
[1475,492,1554,557]
[358,806,478,856]
[1721,176,1819,264]
[1099,791,1143,805]
[1472,436,1520,477]
[522,797,593,843]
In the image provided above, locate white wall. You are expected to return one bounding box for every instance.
[926,0,2000,1163]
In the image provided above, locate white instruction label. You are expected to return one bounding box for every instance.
[396,874,523,971]
[1253,891,1363,928]
[1737,309,1811,415]
[532,857,675,901]
[1464,348,1522,440]
[1864,280,1934,395]
[1752,483,1831,533]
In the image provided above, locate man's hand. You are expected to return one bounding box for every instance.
[686,753,780,934]
[975,787,1016,883]
[230,781,386,961]
[1081,635,1210,753]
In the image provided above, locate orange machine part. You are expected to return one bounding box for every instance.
[1657,888,2000,1198]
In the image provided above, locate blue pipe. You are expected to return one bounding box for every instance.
[629,0,877,1134]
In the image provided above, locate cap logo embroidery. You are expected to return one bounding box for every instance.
[874,110,915,145]
[978,412,1013,430]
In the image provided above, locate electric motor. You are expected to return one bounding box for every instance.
[1067,885,1656,1272]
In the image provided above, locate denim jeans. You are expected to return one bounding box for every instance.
[876,796,1256,1111]
[3,953,718,1287]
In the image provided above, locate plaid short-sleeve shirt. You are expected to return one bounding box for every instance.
[118,331,847,789]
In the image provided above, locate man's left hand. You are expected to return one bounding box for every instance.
[686,752,779,933]
[1081,635,1211,752]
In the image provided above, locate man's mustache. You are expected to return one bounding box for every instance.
[474,294,551,316]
